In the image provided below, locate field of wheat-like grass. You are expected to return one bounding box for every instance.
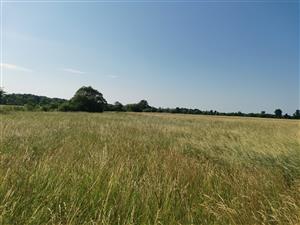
[0,112,299,225]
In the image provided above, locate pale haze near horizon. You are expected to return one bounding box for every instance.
[1,1,299,114]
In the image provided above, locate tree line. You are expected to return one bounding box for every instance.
[1,86,299,119]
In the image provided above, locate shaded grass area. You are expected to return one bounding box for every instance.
[0,112,299,225]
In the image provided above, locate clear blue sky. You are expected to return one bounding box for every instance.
[1,0,299,114]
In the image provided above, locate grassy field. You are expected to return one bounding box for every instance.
[0,112,299,225]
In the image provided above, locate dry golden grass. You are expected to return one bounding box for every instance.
[0,112,299,225]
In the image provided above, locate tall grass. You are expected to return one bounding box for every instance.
[0,112,299,225]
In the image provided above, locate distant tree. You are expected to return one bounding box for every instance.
[0,88,4,104]
[70,86,107,112]
[114,101,124,112]
[293,109,300,119]
[1,93,66,108]
[173,107,181,113]
[157,107,163,113]
[274,109,282,118]
[124,100,151,112]
[137,100,150,111]
[104,104,114,111]
[124,104,139,112]
[237,111,243,116]
[258,111,266,118]
[193,109,202,114]
[150,107,158,112]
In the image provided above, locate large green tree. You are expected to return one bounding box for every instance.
[70,86,107,112]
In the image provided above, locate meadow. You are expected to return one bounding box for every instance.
[0,111,299,225]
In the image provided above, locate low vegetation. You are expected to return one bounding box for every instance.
[0,112,299,224]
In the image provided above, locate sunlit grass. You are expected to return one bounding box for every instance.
[0,112,299,225]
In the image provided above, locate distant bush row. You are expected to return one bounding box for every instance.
[0,86,299,119]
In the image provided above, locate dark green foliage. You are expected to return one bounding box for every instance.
[2,93,66,108]
[124,104,140,112]
[113,101,124,112]
[104,104,115,111]
[70,86,107,112]
[40,103,61,112]
[0,88,4,104]
[138,100,149,110]
[105,101,124,112]
[143,107,157,112]
[58,102,75,112]
[293,110,300,119]
[124,100,151,112]
[275,109,283,118]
